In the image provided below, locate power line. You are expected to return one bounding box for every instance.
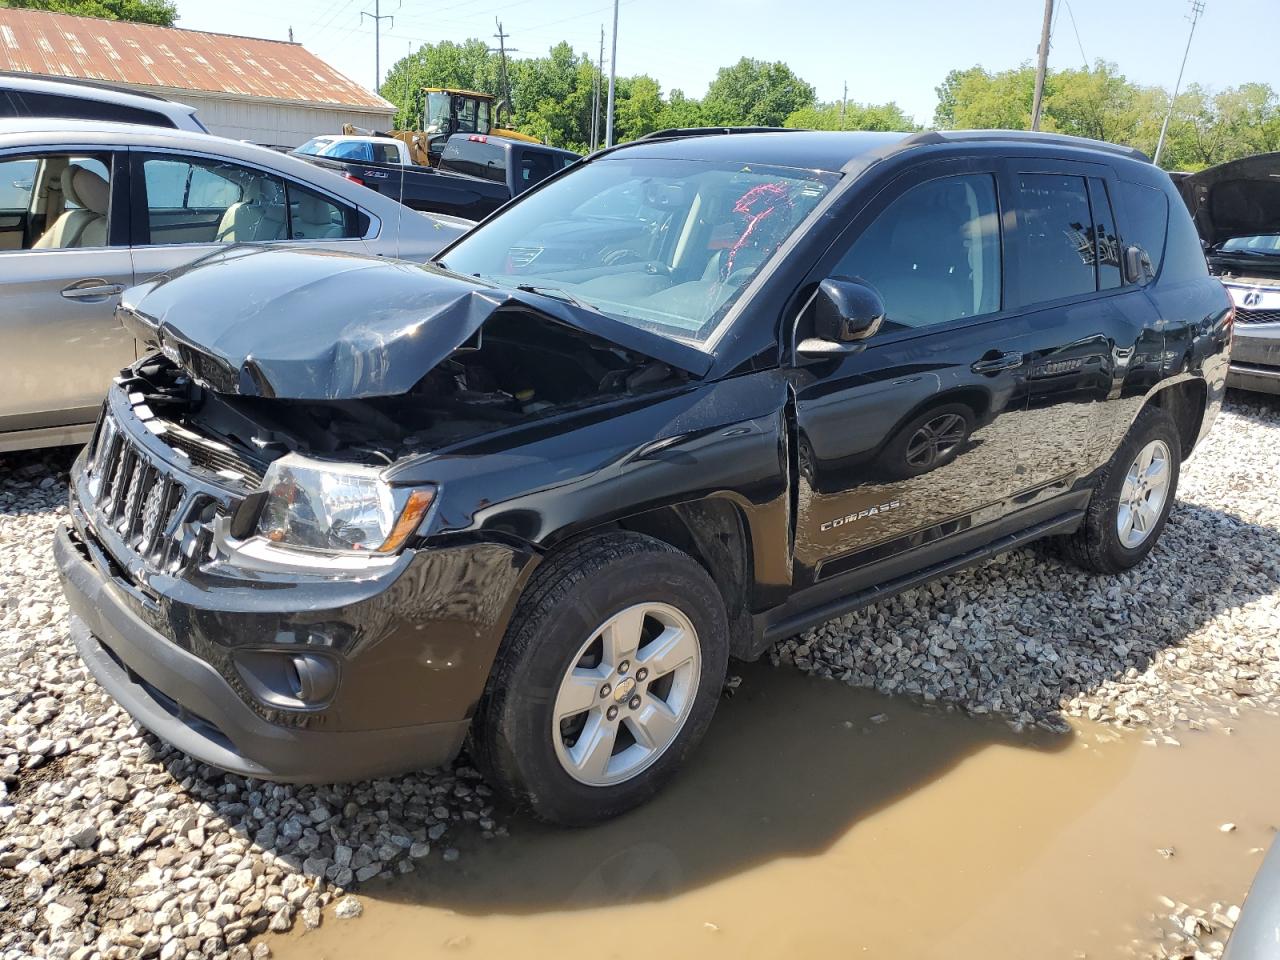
[361,0,398,93]
[1062,0,1088,69]
[1154,0,1207,165]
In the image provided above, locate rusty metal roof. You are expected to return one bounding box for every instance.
[0,9,391,111]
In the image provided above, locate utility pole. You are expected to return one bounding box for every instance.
[840,80,847,130]
[605,0,619,147]
[287,26,293,42]
[1154,0,1206,166]
[591,26,604,151]
[361,0,395,94]
[1030,0,1053,131]
[490,18,517,125]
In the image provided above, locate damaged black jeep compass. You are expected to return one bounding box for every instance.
[56,128,1232,825]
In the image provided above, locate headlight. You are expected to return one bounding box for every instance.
[255,454,435,555]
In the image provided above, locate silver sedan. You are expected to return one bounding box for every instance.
[0,119,471,452]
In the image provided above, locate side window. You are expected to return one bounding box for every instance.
[1160,187,1210,282]
[521,152,555,187]
[372,143,399,164]
[1087,178,1122,291]
[1009,173,1097,306]
[287,182,358,240]
[17,91,173,127]
[328,141,373,162]
[0,152,113,252]
[142,156,286,245]
[1117,181,1169,283]
[834,173,1002,331]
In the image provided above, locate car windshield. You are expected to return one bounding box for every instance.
[439,157,838,346]
[294,138,336,157]
[1219,234,1280,255]
[425,92,452,133]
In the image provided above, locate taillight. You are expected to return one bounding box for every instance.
[343,172,365,186]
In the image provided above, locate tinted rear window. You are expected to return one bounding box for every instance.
[440,139,506,182]
[1117,181,1169,280]
[6,90,176,127]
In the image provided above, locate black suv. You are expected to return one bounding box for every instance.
[55,129,1232,825]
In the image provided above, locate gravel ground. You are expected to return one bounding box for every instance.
[775,392,1280,739]
[1,392,1278,960]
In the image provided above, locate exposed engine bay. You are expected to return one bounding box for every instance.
[131,310,681,471]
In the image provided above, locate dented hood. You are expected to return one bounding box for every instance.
[1179,153,1280,248]
[120,246,711,400]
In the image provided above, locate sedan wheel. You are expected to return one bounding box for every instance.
[553,602,702,787]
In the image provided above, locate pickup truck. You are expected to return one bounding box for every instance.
[57,128,1231,828]
[290,133,578,221]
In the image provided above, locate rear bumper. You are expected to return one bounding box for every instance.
[55,525,470,783]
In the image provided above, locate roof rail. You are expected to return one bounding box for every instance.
[902,129,1151,163]
[634,126,800,143]
[0,71,175,103]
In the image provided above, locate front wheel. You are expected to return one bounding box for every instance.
[1057,405,1182,574]
[470,533,729,825]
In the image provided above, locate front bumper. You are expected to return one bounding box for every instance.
[1228,324,1280,395]
[56,524,470,783]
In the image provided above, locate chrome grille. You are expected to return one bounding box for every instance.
[1235,307,1280,326]
[86,414,208,572]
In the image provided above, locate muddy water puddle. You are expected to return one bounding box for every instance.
[270,663,1279,959]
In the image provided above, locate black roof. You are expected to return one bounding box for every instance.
[607,127,1150,172]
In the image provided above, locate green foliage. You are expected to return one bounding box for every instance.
[785,100,920,132]
[702,58,816,127]
[0,0,176,25]
[933,60,1280,170]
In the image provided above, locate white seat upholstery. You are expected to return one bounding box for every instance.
[291,192,343,240]
[215,177,286,243]
[32,166,110,249]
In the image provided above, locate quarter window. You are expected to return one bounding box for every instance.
[1117,181,1168,282]
[1088,177,1122,291]
[834,173,1002,331]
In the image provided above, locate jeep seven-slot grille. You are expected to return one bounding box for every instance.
[1235,307,1280,326]
[89,415,212,573]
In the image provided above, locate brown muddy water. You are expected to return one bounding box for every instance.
[269,663,1279,960]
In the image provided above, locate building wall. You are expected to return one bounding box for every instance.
[136,89,396,148]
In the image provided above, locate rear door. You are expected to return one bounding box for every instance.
[0,148,134,438]
[127,149,371,287]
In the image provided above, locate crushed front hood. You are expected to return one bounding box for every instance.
[120,246,710,400]
[1179,153,1280,248]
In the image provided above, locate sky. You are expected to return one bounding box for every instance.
[172,0,1280,126]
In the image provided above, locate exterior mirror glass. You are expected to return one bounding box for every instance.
[1123,244,1154,284]
[812,277,886,342]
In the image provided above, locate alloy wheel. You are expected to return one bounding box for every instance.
[1116,439,1172,549]
[551,602,702,787]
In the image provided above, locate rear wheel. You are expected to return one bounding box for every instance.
[470,532,729,825]
[1057,406,1181,574]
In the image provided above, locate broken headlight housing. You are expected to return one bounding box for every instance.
[255,454,435,555]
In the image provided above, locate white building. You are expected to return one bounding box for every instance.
[0,8,395,147]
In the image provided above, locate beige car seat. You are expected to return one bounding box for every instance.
[32,166,110,249]
[291,191,343,240]
[215,177,286,243]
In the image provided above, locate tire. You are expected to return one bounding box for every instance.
[1057,405,1182,574]
[469,532,730,826]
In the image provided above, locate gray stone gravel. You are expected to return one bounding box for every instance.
[0,453,505,960]
[1,393,1278,959]
[774,392,1280,738]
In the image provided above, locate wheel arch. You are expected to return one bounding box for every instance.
[1144,375,1208,459]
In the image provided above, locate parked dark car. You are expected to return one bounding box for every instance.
[1177,153,1280,394]
[56,128,1232,825]
[292,133,576,221]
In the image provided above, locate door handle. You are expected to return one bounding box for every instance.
[971,351,1024,375]
[61,280,125,301]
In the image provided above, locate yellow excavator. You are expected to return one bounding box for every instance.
[345,88,540,167]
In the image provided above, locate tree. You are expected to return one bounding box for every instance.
[615,75,663,142]
[1043,61,1146,145]
[656,89,704,130]
[702,57,816,127]
[785,100,919,132]
[933,64,1037,131]
[0,0,176,25]
[380,39,497,130]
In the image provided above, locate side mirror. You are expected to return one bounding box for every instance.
[798,278,886,357]
[1123,244,1154,285]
